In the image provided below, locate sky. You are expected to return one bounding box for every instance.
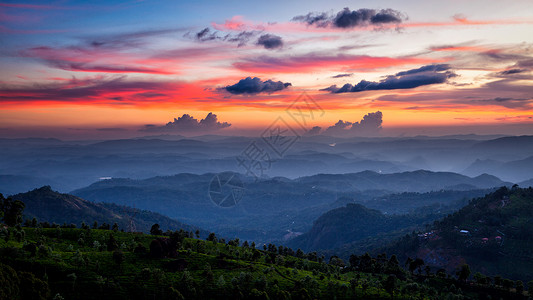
[1,0,532,139]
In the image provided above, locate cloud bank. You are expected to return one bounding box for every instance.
[323,64,456,93]
[143,112,231,134]
[293,7,406,29]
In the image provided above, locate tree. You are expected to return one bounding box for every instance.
[515,280,524,295]
[494,275,502,286]
[0,263,20,300]
[112,223,119,231]
[107,233,119,251]
[0,194,25,226]
[424,266,431,277]
[150,239,164,258]
[113,250,124,266]
[207,232,217,242]
[349,254,360,270]
[150,224,163,235]
[527,280,533,294]
[19,271,50,300]
[502,278,513,290]
[409,258,424,274]
[384,275,397,299]
[474,272,487,285]
[457,264,471,282]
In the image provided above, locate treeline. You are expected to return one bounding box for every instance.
[2,193,533,299]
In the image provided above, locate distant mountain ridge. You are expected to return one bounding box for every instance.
[296,170,509,192]
[11,186,203,234]
[2,134,532,194]
[463,155,533,182]
[71,170,509,244]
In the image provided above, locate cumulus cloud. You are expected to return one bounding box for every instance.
[225,77,291,94]
[256,34,283,49]
[323,64,456,93]
[305,126,322,135]
[293,7,406,29]
[142,112,231,133]
[351,111,383,135]
[323,111,383,136]
[323,120,352,136]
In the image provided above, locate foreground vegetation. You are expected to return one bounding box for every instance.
[1,189,532,299]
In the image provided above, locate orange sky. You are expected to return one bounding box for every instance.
[1,1,532,138]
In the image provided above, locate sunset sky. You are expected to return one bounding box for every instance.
[1,0,532,139]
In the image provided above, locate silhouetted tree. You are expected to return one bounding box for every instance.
[527,280,533,293]
[112,250,124,266]
[515,280,524,295]
[150,224,163,235]
[0,194,25,226]
[107,233,119,251]
[409,258,424,274]
[384,275,397,299]
[457,264,471,282]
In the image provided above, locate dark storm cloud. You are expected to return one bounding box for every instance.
[324,64,456,93]
[256,34,283,49]
[143,113,231,133]
[225,77,291,95]
[293,7,406,29]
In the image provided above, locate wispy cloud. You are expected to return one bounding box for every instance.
[233,53,441,74]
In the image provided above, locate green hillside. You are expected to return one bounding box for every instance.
[1,226,530,299]
[13,186,203,234]
[382,186,533,282]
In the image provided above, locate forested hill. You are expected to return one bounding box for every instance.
[11,186,203,234]
[286,203,448,252]
[381,186,533,281]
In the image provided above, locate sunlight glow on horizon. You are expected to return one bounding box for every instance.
[1,0,532,138]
